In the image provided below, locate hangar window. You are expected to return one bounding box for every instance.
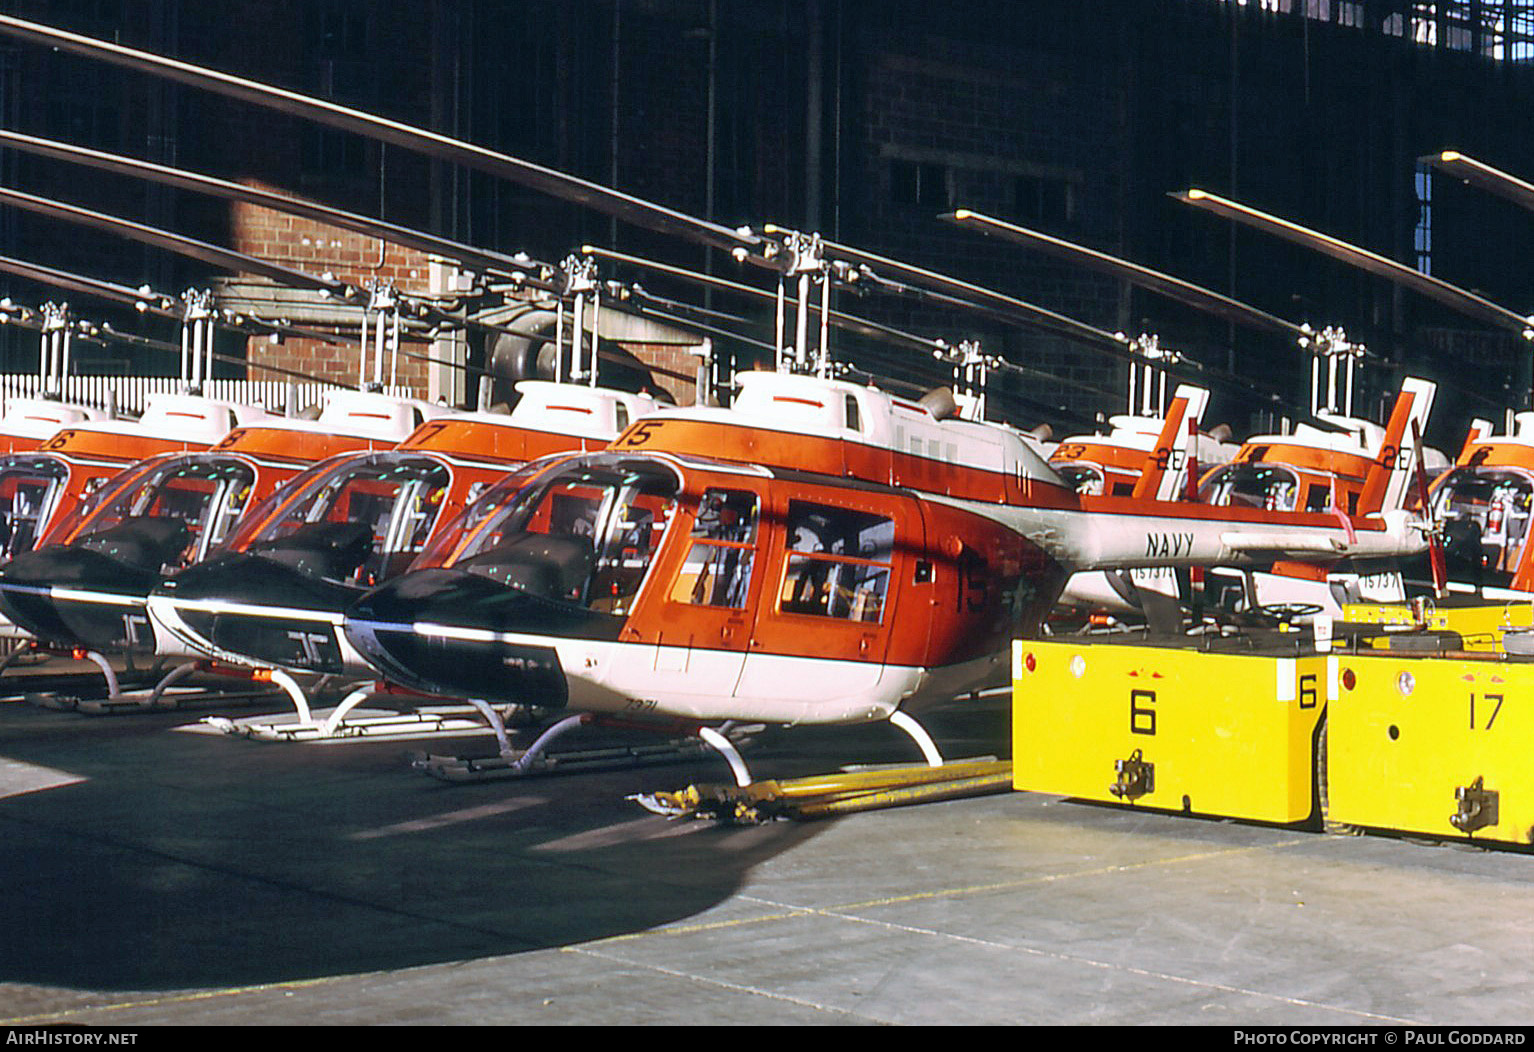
[1222,0,1534,61]
[891,160,949,208]
[1015,174,1074,227]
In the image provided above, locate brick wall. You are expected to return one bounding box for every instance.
[227,194,433,292]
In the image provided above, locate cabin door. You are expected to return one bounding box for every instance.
[735,491,914,721]
[606,485,764,712]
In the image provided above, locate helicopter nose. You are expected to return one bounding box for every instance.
[343,568,575,706]
[152,553,363,673]
[0,545,160,649]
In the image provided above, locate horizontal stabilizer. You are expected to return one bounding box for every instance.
[1220,532,1345,555]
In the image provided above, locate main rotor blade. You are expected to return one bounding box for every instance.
[0,14,763,259]
[0,183,564,361]
[1173,188,1534,338]
[942,208,1308,340]
[0,252,361,349]
[0,247,568,399]
[0,253,179,318]
[589,244,1131,408]
[0,184,352,295]
[773,227,1131,352]
[616,291,780,358]
[583,243,945,356]
[1421,151,1534,216]
[769,226,1305,413]
[0,256,364,385]
[0,128,555,281]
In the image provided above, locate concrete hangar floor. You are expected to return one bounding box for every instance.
[0,688,1526,1026]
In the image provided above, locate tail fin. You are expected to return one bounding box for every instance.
[1132,384,1209,501]
[1356,377,1437,516]
[1460,418,1495,457]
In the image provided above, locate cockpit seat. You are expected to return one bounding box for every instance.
[247,520,375,581]
[460,533,594,603]
[76,516,193,573]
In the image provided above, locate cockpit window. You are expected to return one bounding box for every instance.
[1054,462,1104,496]
[0,456,70,558]
[73,458,257,567]
[410,459,565,571]
[242,455,451,583]
[1433,466,1534,584]
[1199,463,1301,512]
[445,458,679,615]
[779,500,894,623]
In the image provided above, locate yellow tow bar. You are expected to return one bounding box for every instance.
[632,759,1014,824]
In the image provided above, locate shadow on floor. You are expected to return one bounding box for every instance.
[0,690,1009,990]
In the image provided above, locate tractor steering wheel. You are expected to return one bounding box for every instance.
[1248,602,1324,627]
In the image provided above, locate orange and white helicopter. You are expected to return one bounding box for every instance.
[0,384,451,684]
[0,15,1434,778]
[340,348,1434,781]
[0,270,457,691]
[948,208,1443,622]
[143,383,660,733]
[0,259,664,717]
[0,390,271,565]
[1173,182,1534,604]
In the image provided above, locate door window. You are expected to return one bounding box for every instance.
[671,488,759,608]
[778,500,894,623]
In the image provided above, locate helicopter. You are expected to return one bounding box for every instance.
[1173,181,1534,604]
[0,385,450,675]
[947,208,1442,623]
[0,252,666,717]
[137,378,660,732]
[0,14,1434,775]
[337,358,1433,781]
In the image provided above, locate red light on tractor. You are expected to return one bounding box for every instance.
[1341,667,1356,691]
[1024,652,1036,673]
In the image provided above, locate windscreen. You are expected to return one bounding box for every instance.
[239,454,452,584]
[1199,463,1302,512]
[422,456,679,615]
[1053,461,1104,496]
[1432,466,1534,583]
[70,456,257,566]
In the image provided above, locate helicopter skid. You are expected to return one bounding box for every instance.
[204,706,499,743]
[19,655,286,714]
[30,685,281,715]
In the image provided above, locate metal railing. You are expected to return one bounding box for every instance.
[0,373,416,418]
